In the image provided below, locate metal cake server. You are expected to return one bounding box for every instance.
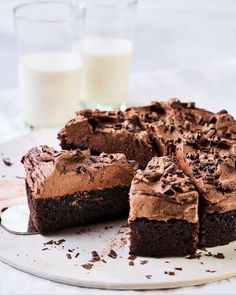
[0,205,38,235]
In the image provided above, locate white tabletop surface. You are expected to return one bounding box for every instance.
[1,0,236,294]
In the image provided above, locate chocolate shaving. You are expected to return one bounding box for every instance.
[108,250,117,259]
[91,251,100,262]
[164,271,175,276]
[44,240,54,245]
[54,239,66,246]
[1,207,8,213]
[81,263,93,270]
[145,275,152,279]
[2,157,12,166]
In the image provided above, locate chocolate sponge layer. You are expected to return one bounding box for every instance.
[26,183,129,234]
[130,218,199,257]
[200,209,236,248]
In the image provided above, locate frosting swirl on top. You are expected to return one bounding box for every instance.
[129,156,199,223]
[22,146,138,199]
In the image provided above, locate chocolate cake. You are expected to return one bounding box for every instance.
[22,146,137,233]
[21,98,236,257]
[177,132,236,248]
[129,156,199,257]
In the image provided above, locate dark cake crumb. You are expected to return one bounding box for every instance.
[2,157,12,166]
[82,263,93,270]
[169,271,175,276]
[129,261,134,266]
[175,267,182,271]
[206,270,216,273]
[101,259,107,263]
[128,255,137,261]
[140,260,148,265]
[213,253,225,259]
[186,253,202,259]
[108,250,117,259]
[164,271,175,276]
[66,254,72,259]
[204,251,212,257]
[146,275,152,279]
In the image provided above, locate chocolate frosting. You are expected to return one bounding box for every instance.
[129,157,199,223]
[22,146,138,199]
[58,107,157,146]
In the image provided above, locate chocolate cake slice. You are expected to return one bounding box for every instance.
[22,146,137,234]
[177,132,236,247]
[57,101,185,169]
[129,156,199,257]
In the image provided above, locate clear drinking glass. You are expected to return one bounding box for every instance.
[14,1,86,129]
[79,0,138,110]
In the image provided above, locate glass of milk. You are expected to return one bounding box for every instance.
[13,1,86,129]
[79,0,137,110]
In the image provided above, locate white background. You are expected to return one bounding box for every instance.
[0,1,236,294]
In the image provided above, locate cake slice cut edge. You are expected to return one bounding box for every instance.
[22,145,138,234]
[129,156,199,257]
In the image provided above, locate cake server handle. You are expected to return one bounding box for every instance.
[0,205,38,235]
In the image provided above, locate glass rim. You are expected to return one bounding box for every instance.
[86,0,138,8]
[13,1,86,23]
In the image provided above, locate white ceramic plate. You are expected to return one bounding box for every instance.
[0,129,236,290]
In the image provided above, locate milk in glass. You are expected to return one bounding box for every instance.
[80,37,133,108]
[19,52,82,128]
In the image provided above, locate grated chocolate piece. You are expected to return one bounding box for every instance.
[81,263,93,270]
[108,250,117,259]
